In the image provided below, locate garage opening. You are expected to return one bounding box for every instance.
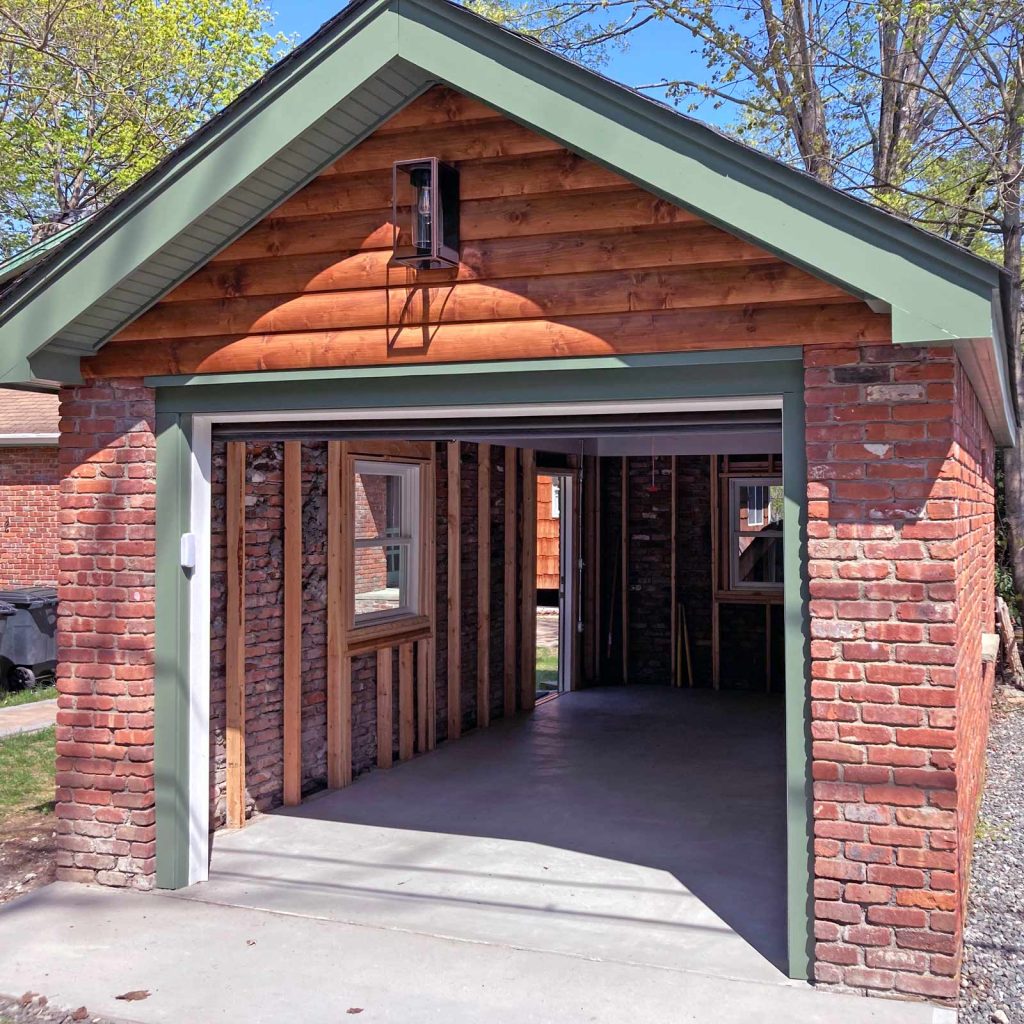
[192,406,790,984]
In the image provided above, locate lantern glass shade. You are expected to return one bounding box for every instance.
[391,157,460,270]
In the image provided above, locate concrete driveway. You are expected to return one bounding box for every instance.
[0,883,952,1023]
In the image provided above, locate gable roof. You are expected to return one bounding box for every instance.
[0,388,59,441]
[0,0,1014,443]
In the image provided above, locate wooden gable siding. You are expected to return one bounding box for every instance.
[84,87,890,379]
[536,475,560,591]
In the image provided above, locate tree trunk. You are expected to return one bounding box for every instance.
[999,88,1024,601]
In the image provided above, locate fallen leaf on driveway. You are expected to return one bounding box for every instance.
[346,1009,364,1015]
[115,990,151,1001]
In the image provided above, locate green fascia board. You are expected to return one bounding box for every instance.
[153,350,804,415]
[0,216,92,287]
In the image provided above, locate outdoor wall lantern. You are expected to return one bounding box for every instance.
[391,157,460,270]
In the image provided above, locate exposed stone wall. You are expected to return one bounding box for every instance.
[53,379,156,888]
[0,445,59,587]
[209,439,515,824]
[805,344,996,1002]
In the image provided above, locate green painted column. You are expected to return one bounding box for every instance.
[154,412,193,889]
[782,386,811,980]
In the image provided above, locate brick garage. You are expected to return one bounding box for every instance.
[0,0,1014,1007]
[0,388,60,587]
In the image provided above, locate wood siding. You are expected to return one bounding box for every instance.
[86,87,889,379]
[536,474,560,591]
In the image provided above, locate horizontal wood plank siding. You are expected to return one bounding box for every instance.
[90,86,889,379]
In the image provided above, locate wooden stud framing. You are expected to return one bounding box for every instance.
[282,441,303,805]
[670,454,678,688]
[620,456,629,685]
[476,443,491,727]
[377,647,393,769]
[503,446,517,716]
[593,458,602,684]
[416,638,429,752]
[225,441,247,829]
[520,448,537,711]
[572,464,583,692]
[424,445,437,750]
[399,641,414,759]
[581,456,595,684]
[327,441,352,787]
[710,455,721,690]
[447,441,462,741]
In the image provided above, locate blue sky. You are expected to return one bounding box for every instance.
[270,1,727,125]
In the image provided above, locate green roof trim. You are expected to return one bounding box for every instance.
[0,0,1014,441]
[0,216,92,287]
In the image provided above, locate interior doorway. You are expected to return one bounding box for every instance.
[535,470,574,702]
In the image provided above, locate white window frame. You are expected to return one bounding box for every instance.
[352,459,421,626]
[729,475,783,591]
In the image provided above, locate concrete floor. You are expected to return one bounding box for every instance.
[190,687,788,984]
[0,687,951,1023]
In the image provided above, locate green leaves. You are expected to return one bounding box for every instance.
[0,0,291,258]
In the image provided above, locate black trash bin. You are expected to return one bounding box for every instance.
[0,586,58,692]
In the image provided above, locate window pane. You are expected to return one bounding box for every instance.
[355,471,403,541]
[355,543,408,617]
[735,534,784,586]
[738,482,784,532]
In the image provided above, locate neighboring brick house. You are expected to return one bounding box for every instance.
[0,0,1014,1008]
[0,388,59,587]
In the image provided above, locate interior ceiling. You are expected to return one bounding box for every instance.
[211,409,782,456]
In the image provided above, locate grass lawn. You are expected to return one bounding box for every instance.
[0,725,56,822]
[536,647,559,692]
[0,683,58,709]
[0,725,57,902]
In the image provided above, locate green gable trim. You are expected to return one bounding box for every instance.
[146,347,805,390]
[0,0,1013,441]
[153,353,803,416]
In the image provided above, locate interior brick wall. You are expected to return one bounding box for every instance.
[596,453,778,688]
[53,379,156,888]
[0,445,59,587]
[805,344,996,1002]
[208,439,515,826]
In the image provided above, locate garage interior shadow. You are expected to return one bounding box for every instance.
[191,686,788,984]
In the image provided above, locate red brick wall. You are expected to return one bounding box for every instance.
[54,380,156,888]
[805,344,995,1001]
[354,472,389,599]
[0,445,59,586]
[950,358,997,919]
